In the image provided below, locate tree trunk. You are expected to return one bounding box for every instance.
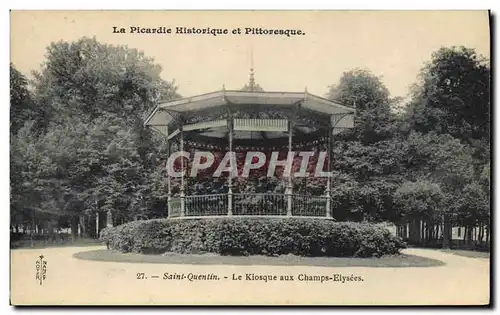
[442,215,451,249]
[424,221,428,244]
[106,210,113,228]
[79,215,87,238]
[466,225,473,248]
[478,224,484,242]
[30,216,35,248]
[429,223,433,242]
[409,219,420,244]
[428,224,432,243]
[421,219,425,246]
[71,216,79,241]
[95,211,99,239]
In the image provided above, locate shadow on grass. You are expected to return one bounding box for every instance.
[439,249,490,259]
[73,249,445,268]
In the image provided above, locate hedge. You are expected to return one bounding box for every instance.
[100,218,406,258]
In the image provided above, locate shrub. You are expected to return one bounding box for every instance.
[101,218,406,258]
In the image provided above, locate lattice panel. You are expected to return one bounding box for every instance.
[234,119,289,132]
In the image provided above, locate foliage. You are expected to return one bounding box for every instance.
[325,69,410,222]
[454,182,490,227]
[10,37,178,234]
[10,64,39,134]
[32,37,179,125]
[101,218,406,257]
[404,131,475,186]
[393,180,444,221]
[327,68,398,144]
[407,46,490,165]
[408,47,490,139]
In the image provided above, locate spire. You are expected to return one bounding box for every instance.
[242,48,263,92]
[249,49,255,90]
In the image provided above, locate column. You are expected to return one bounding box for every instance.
[227,118,233,216]
[325,119,332,218]
[286,120,293,216]
[180,127,185,217]
[166,137,172,218]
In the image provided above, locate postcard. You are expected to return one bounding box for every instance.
[10,10,491,306]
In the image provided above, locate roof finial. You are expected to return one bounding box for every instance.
[222,84,227,102]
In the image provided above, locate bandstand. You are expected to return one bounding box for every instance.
[144,72,355,219]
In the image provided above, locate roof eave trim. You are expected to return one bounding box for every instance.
[144,105,160,126]
[306,93,356,113]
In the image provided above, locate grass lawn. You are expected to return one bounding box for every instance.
[440,249,490,259]
[11,238,104,250]
[74,249,444,268]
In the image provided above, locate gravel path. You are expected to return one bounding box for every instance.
[10,246,490,305]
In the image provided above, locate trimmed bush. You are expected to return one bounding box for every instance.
[101,218,406,258]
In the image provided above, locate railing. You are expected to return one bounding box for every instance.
[167,193,332,219]
[233,193,287,216]
[185,194,228,216]
[292,195,328,217]
[168,197,182,218]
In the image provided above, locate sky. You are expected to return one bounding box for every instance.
[10,10,490,100]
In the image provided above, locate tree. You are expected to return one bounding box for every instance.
[402,46,491,248]
[11,36,179,239]
[394,180,444,244]
[331,139,407,221]
[454,182,490,245]
[404,131,475,187]
[326,69,408,221]
[394,180,444,221]
[32,36,179,127]
[327,68,398,144]
[10,121,62,241]
[407,46,490,163]
[10,64,38,134]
